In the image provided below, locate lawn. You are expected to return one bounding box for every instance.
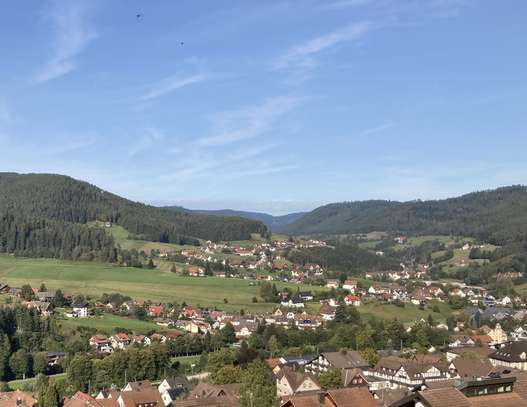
[102,224,197,254]
[8,373,66,391]
[391,235,456,252]
[58,312,171,334]
[359,300,453,325]
[0,255,322,312]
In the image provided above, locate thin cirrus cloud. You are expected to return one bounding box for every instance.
[359,122,397,137]
[274,21,376,82]
[322,0,376,11]
[33,0,97,84]
[160,143,281,182]
[128,128,166,157]
[139,73,209,101]
[198,96,303,146]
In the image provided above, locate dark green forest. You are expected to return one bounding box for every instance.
[282,186,527,245]
[286,241,401,276]
[0,173,266,261]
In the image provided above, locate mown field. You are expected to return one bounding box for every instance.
[8,373,67,391]
[305,299,454,325]
[0,255,321,312]
[359,300,454,324]
[57,312,171,334]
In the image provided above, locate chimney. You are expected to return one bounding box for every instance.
[317,391,325,405]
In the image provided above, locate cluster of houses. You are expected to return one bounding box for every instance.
[323,277,523,310]
[266,340,527,407]
[164,238,329,283]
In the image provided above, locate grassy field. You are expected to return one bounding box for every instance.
[0,255,321,312]
[305,299,454,325]
[359,300,453,324]
[8,373,66,391]
[391,235,457,252]
[58,312,171,334]
[102,224,196,254]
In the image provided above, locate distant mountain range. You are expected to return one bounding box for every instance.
[168,186,527,245]
[163,207,305,231]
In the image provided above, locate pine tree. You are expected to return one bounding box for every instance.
[0,334,10,381]
[43,382,60,407]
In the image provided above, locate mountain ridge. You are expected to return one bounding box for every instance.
[0,172,267,244]
[281,185,527,244]
[163,207,305,231]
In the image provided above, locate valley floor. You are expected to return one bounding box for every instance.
[0,255,319,312]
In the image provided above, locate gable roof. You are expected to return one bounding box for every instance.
[64,392,103,407]
[118,389,163,407]
[326,388,379,407]
[163,376,191,389]
[418,388,472,407]
[492,341,527,362]
[320,350,369,369]
[280,394,321,407]
[450,357,494,379]
[188,383,240,399]
[277,367,319,393]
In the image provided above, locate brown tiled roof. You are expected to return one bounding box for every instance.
[64,392,104,407]
[510,369,527,400]
[118,389,163,407]
[492,341,527,363]
[450,357,494,379]
[469,392,527,407]
[419,388,471,407]
[326,387,379,407]
[449,347,495,359]
[373,388,407,407]
[0,390,37,407]
[277,367,319,393]
[125,380,153,391]
[280,393,321,407]
[174,395,239,406]
[188,383,240,399]
[341,368,367,387]
[321,350,369,369]
[425,379,457,389]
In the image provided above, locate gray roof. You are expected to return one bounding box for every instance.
[320,350,369,369]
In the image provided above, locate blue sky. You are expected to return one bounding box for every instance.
[1,0,526,214]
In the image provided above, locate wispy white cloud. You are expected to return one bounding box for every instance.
[139,73,209,101]
[33,0,97,84]
[199,96,303,146]
[323,0,466,14]
[39,136,97,155]
[322,0,376,11]
[359,122,397,137]
[274,21,375,83]
[128,128,166,157]
[160,143,281,182]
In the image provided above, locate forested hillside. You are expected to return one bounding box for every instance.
[0,173,266,260]
[287,240,401,276]
[283,186,527,245]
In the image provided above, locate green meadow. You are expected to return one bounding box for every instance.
[0,255,320,312]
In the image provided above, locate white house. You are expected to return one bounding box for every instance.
[72,301,89,318]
